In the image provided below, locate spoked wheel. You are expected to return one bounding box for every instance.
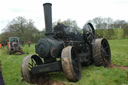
[61,46,81,82]
[83,23,96,45]
[92,38,111,67]
[21,55,43,83]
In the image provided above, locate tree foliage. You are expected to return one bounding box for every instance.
[0,16,128,44]
[0,16,42,43]
[62,19,80,32]
[88,17,128,39]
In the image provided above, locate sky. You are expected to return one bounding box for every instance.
[0,0,128,33]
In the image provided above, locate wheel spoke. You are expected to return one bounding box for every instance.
[104,46,109,50]
[31,58,37,66]
[30,58,34,66]
[28,64,32,69]
[29,63,33,67]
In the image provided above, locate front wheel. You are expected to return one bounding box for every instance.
[21,55,43,83]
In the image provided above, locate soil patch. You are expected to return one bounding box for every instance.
[36,79,65,85]
[34,74,66,85]
[109,64,128,70]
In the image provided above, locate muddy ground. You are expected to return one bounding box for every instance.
[34,64,128,85]
[109,64,128,70]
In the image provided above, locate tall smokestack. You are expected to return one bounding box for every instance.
[43,3,52,35]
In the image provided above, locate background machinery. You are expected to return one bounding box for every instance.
[7,37,23,54]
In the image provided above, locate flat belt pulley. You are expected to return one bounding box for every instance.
[21,55,43,84]
[61,46,81,82]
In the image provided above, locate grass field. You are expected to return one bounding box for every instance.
[0,39,128,85]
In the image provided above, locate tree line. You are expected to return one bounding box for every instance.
[0,16,45,44]
[0,16,128,44]
[89,17,128,39]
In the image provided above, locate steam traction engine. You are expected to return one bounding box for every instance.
[21,3,111,83]
[7,37,23,55]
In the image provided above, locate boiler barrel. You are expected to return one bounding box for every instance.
[35,37,64,58]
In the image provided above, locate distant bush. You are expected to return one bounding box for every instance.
[95,28,128,40]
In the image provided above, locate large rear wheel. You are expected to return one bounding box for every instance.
[92,38,111,67]
[61,46,81,82]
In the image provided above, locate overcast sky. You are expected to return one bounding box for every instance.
[0,0,128,33]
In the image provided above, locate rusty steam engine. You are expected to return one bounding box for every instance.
[21,3,111,83]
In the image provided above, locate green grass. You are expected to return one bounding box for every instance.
[0,44,35,85]
[112,28,124,39]
[109,39,128,66]
[0,39,128,85]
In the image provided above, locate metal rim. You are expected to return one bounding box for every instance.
[61,46,81,82]
[87,23,95,38]
[93,38,111,67]
[21,55,43,83]
[83,23,96,44]
[101,39,111,67]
